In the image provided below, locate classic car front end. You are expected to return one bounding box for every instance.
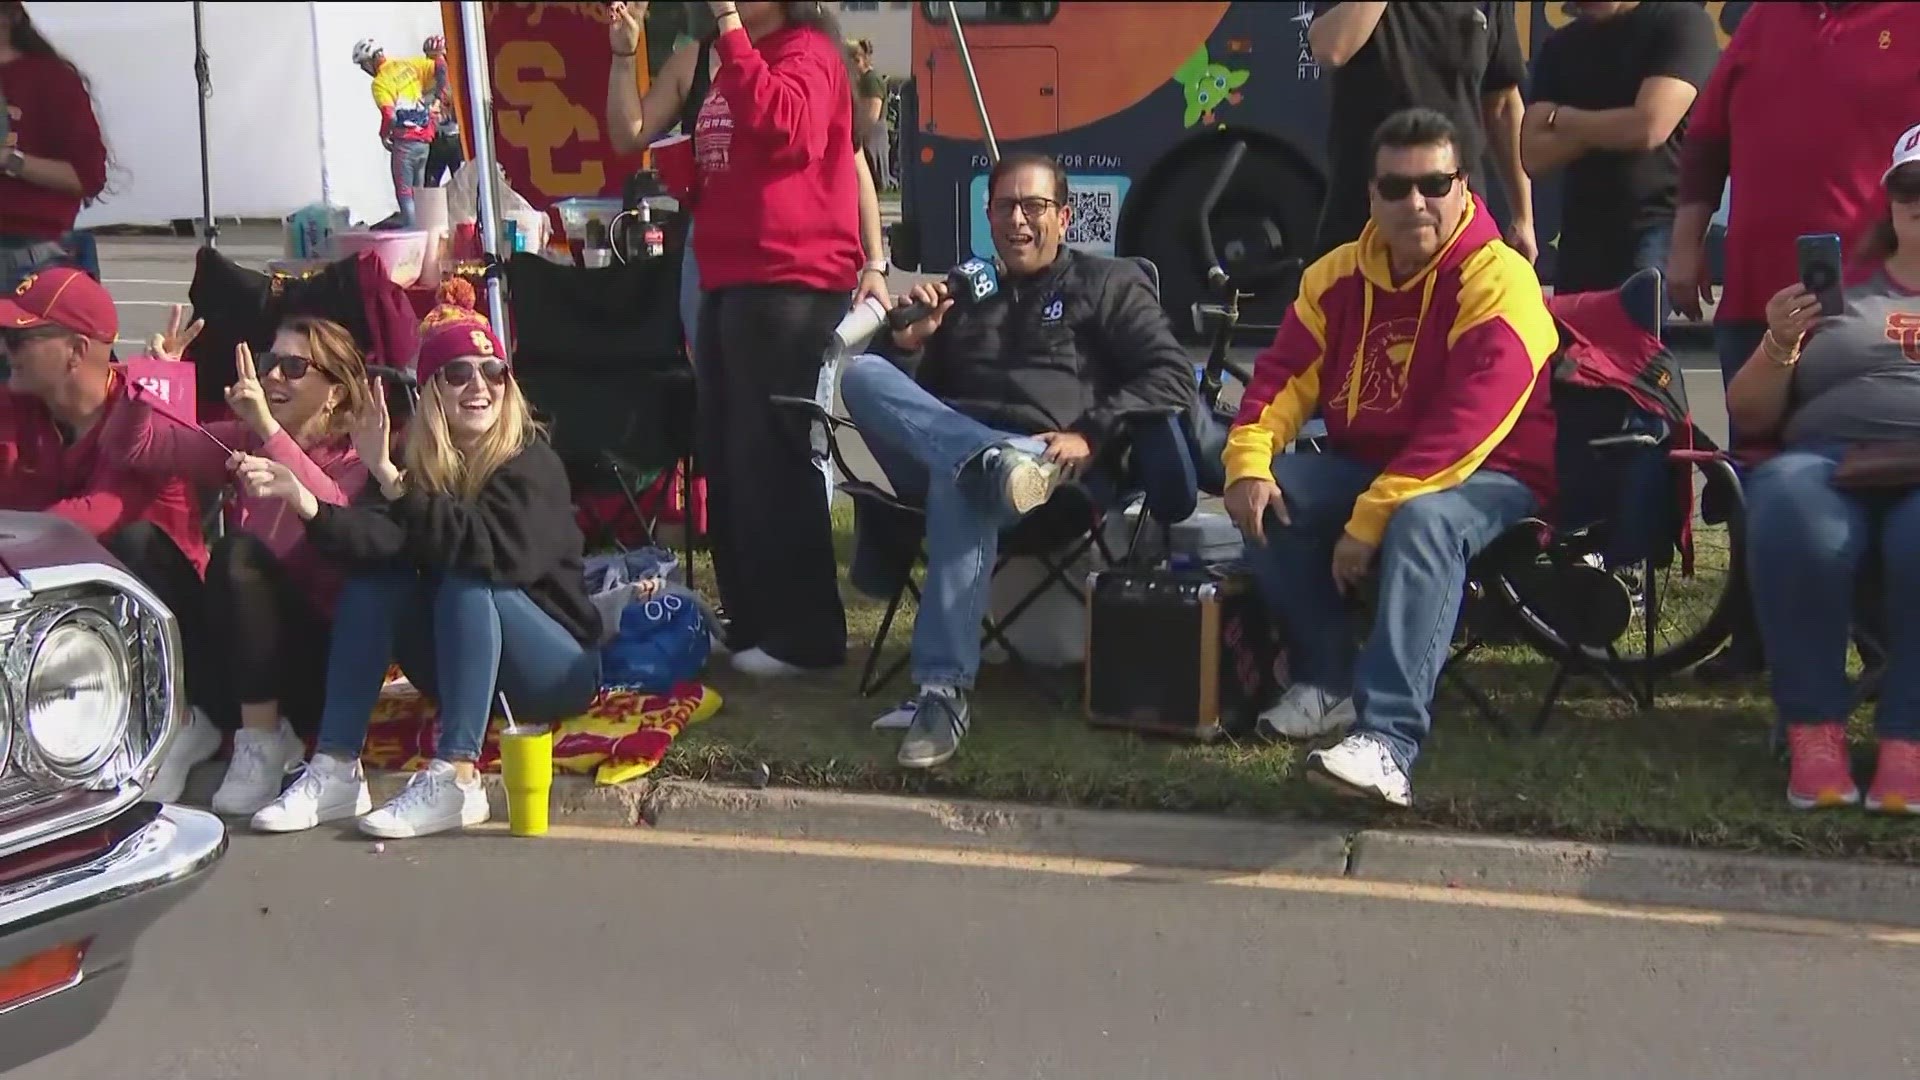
[0,512,227,1071]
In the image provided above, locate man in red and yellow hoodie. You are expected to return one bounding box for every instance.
[1223,108,1559,807]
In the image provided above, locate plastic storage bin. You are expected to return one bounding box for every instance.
[328,230,430,287]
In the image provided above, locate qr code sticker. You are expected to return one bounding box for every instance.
[1065,188,1119,252]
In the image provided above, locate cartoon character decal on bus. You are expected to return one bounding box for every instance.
[1174,44,1250,128]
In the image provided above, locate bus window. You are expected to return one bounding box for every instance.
[923,2,1059,24]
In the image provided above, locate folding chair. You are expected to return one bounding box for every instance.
[1447,267,1747,736]
[775,256,1200,703]
[503,252,700,578]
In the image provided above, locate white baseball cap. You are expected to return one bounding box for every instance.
[1886,122,1920,183]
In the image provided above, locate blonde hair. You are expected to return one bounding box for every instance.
[402,373,544,499]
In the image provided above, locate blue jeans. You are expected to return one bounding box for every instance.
[315,570,602,761]
[679,222,701,360]
[1715,322,1766,392]
[389,140,432,229]
[838,353,1049,689]
[1,236,75,292]
[1248,450,1537,772]
[1745,448,1920,738]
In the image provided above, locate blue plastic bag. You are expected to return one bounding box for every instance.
[599,585,710,690]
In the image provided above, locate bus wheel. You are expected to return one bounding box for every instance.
[1126,140,1322,345]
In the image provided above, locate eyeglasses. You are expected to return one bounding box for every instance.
[1888,165,1920,205]
[1372,171,1461,201]
[437,359,509,387]
[986,196,1061,220]
[257,351,325,381]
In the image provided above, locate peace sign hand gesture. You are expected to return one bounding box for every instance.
[350,377,396,482]
[225,342,279,439]
[146,304,205,361]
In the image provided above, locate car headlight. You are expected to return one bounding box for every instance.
[19,608,130,780]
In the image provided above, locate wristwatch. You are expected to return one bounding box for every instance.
[862,259,890,276]
[0,149,24,179]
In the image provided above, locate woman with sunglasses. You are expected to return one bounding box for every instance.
[105,314,375,814]
[238,296,601,838]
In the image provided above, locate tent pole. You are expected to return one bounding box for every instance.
[192,1,217,247]
[457,1,508,341]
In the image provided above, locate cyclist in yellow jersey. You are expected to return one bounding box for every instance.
[353,38,444,229]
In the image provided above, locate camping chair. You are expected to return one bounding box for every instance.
[774,256,1202,703]
[1444,267,1747,736]
[503,251,700,577]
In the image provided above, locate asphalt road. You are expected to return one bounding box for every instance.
[93,225,1735,452]
[14,829,1920,1080]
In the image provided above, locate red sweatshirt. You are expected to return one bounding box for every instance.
[1678,2,1920,324]
[0,370,208,573]
[690,24,863,293]
[0,54,109,240]
[1224,195,1560,544]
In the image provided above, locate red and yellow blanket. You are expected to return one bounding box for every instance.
[364,678,723,786]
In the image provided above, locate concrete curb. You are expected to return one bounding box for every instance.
[185,764,1920,929]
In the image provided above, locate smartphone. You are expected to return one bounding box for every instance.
[1796,233,1845,317]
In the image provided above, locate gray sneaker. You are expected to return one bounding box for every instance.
[897,689,970,769]
[983,445,1062,515]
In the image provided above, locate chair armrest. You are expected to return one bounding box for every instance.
[768,394,883,491]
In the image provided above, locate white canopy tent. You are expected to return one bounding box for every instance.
[30,0,446,230]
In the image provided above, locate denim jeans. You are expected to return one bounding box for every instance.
[838,353,1049,689]
[1715,322,1766,392]
[1247,450,1537,772]
[315,570,602,761]
[1,236,74,292]
[389,140,432,229]
[1745,448,1920,739]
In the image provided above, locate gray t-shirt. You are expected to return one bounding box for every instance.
[1783,271,1920,448]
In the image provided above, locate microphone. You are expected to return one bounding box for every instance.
[886,258,1000,330]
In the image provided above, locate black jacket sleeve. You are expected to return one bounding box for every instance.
[387,442,578,587]
[1073,261,1200,446]
[305,493,409,566]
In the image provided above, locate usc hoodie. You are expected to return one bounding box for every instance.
[1224,193,1559,545]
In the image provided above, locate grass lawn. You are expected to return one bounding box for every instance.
[659,504,1918,864]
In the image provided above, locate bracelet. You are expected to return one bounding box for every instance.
[611,48,638,58]
[1762,329,1800,366]
[860,265,886,276]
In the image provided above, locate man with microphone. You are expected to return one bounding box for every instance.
[837,151,1196,769]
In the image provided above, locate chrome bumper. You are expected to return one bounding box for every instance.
[0,805,227,1071]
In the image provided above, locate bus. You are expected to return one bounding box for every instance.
[888,1,1751,341]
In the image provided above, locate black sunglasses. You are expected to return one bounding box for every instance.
[437,359,509,387]
[1889,165,1920,204]
[1373,171,1461,201]
[258,351,325,381]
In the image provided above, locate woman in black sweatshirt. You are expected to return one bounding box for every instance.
[231,293,601,839]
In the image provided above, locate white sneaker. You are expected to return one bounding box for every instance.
[1255,684,1357,741]
[731,647,808,678]
[1306,733,1413,808]
[251,755,373,833]
[984,446,1062,515]
[871,698,918,731]
[358,760,490,839]
[147,707,221,804]
[210,721,306,816]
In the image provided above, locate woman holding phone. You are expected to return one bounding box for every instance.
[1725,126,1920,813]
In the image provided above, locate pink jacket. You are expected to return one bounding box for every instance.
[100,396,368,616]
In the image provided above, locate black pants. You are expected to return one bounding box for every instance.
[695,284,848,668]
[104,525,328,737]
[425,132,465,188]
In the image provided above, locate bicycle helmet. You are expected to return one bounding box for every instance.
[351,39,383,66]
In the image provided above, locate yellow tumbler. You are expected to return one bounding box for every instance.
[497,724,554,837]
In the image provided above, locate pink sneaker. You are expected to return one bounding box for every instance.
[1866,739,1920,815]
[1786,723,1860,810]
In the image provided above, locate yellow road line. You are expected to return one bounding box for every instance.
[477,823,1920,947]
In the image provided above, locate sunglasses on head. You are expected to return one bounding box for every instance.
[1373,171,1461,201]
[437,359,509,387]
[1889,165,1920,204]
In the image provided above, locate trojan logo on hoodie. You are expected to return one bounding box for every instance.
[1222,193,1561,546]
